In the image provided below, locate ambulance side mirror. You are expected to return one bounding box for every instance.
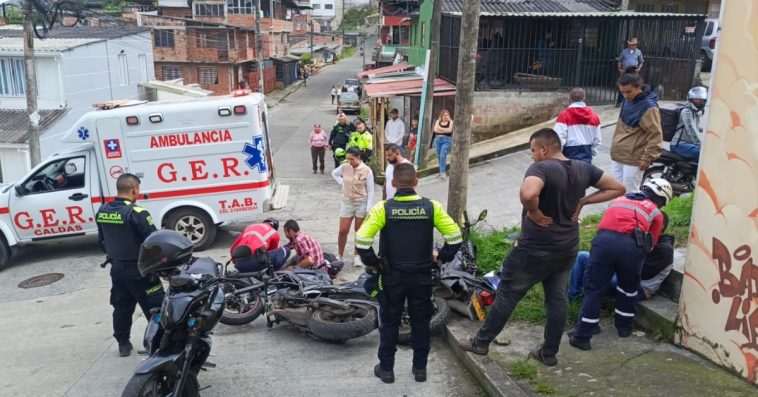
[14,184,26,196]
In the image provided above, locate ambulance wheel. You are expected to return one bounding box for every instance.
[166,208,217,251]
[0,239,10,271]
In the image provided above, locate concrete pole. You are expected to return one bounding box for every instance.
[417,0,441,167]
[447,0,480,222]
[23,0,40,167]
[255,0,265,92]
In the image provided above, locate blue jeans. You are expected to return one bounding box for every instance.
[234,247,291,272]
[671,143,700,160]
[434,135,452,174]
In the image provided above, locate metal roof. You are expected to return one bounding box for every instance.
[441,0,705,17]
[0,37,103,54]
[357,61,414,79]
[364,77,456,98]
[0,109,69,144]
[157,0,189,8]
[0,26,150,40]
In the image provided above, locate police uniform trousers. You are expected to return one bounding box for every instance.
[110,260,165,343]
[574,230,646,340]
[377,270,434,371]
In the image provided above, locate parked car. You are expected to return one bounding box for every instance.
[701,19,718,71]
[337,92,361,114]
[342,79,360,92]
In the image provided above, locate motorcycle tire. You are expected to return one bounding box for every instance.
[307,302,378,342]
[398,297,451,345]
[219,280,264,326]
[640,166,666,191]
[121,371,199,397]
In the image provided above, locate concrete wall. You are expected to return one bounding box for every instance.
[0,146,30,183]
[471,90,566,143]
[676,0,758,385]
[0,54,63,110]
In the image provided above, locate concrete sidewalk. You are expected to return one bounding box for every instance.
[446,318,756,397]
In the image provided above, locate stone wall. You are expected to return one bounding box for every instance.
[470,90,567,143]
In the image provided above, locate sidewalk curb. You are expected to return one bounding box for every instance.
[444,323,529,397]
[267,81,304,108]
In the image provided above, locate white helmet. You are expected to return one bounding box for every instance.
[687,86,708,110]
[642,178,673,205]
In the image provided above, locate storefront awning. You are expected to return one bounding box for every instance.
[357,62,414,79]
[364,77,456,98]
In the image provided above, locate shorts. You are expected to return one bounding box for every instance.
[340,197,368,218]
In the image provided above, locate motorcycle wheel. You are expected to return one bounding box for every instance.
[307,303,378,342]
[121,372,199,397]
[219,280,264,326]
[398,297,451,345]
[640,166,666,191]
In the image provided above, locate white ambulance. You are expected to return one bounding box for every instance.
[0,92,284,270]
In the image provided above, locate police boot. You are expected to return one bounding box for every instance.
[374,364,394,384]
[119,341,133,357]
[412,366,427,382]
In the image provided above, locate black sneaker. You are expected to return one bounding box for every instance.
[412,366,427,382]
[617,328,633,338]
[529,347,558,367]
[118,342,133,357]
[569,335,592,351]
[374,364,394,384]
[567,326,601,337]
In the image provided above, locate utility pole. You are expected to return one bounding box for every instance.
[255,0,265,93]
[23,0,40,167]
[446,0,480,222]
[417,0,441,167]
[310,20,314,62]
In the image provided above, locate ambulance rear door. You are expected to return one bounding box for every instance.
[94,117,129,199]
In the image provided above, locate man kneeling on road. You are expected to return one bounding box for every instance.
[458,128,625,367]
[230,218,296,272]
[283,219,326,271]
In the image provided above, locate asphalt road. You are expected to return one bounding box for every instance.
[0,50,484,396]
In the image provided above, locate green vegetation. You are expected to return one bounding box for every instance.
[533,380,557,394]
[471,195,694,325]
[338,47,356,61]
[338,5,376,31]
[4,7,23,24]
[299,53,313,66]
[511,359,538,380]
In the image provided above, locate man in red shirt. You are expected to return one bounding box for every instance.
[283,220,325,271]
[570,178,672,350]
[231,218,294,272]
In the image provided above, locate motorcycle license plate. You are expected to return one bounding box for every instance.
[468,292,487,321]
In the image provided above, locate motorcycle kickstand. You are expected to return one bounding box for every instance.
[266,314,274,328]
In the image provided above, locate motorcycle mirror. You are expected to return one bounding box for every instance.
[477,210,488,223]
[232,245,253,260]
[463,210,470,224]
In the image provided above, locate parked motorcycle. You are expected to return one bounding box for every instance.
[641,149,698,196]
[219,248,377,343]
[122,231,225,397]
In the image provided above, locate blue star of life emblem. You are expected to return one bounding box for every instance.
[242,136,267,172]
[77,127,89,140]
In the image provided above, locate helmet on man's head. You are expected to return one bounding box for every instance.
[263,218,279,231]
[642,178,673,206]
[138,230,194,277]
[687,86,708,110]
[335,148,346,158]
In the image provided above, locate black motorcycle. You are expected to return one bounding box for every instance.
[219,248,377,343]
[122,233,225,397]
[641,149,698,196]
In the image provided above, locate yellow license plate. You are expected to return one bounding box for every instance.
[470,292,486,321]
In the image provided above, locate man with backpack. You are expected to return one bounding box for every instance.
[329,115,356,168]
[669,87,707,160]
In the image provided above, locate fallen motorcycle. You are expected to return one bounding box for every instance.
[122,231,225,397]
[641,149,698,196]
[219,248,377,343]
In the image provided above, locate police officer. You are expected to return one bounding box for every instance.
[347,119,373,162]
[570,178,672,351]
[97,173,165,357]
[356,163,462,384]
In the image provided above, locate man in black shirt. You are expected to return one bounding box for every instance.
[329,115,356,168]
[458,128,625,366]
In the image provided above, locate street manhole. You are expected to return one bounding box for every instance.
[18,273,65,289]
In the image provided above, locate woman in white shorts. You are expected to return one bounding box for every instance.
[331,147,375,266]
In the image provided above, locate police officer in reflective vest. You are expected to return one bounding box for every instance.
[570,178,673,351]
[96,173,165,357]
[356,163,462,383]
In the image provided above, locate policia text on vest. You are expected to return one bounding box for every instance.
[355,164,462,383]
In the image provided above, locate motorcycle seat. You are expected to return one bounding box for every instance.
[661,149,696,163]
[184,257,219,277]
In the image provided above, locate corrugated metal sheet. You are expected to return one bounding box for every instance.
[0,26,150,39]
[364,77,456,98]
[0,37,102,54]
[441,0,704,17]
[0,109,69,144]
[357,62,414,79]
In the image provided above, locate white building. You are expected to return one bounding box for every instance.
[0,26,154,182]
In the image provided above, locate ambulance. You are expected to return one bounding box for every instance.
[0,92,284,270]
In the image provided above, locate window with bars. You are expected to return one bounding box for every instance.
[154,30,175,48]
[198,66,219,85]
[661,4,680,13]
[195,3,225,17]
[324,4,333,9]
[162,65,183,80]
[196,32,213,48]
[635,4,655,12]
[118,53,129,86]
[226,0,253,14]
[0,57,25,96]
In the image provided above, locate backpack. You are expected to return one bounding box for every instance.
[659,103,687,142]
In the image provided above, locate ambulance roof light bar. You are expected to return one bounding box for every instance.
[232,89,252,97]
[93,99,147,111]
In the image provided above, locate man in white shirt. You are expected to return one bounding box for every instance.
[385,108,406,152]
[384,144,410,199]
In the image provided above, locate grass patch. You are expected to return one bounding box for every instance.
[663,194,694,247]
[338,47,357,61]
[470,227,518,273]
[533,380,556,394]
[511,359,538,380]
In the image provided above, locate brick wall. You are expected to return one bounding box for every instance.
[161,7,192,18]
[260,18,293,33]
[155,62,234,95]
[471,90,566,142]
[228,14,256,27]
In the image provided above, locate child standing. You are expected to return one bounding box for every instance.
[309,123,328,174]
